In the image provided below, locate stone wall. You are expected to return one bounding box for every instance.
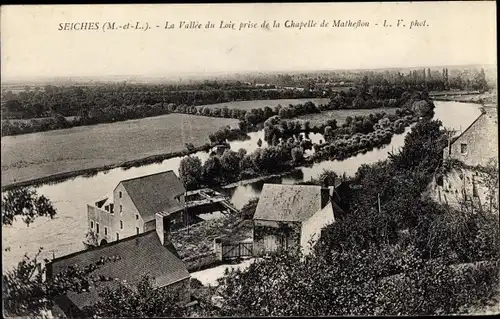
[87,204,113,245]
[112,183,145,241]
[445,109,498,167]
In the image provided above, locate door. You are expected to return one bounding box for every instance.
[263,234,278,253]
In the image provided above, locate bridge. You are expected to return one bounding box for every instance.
[157,188,239,221]
[185,188,240,215]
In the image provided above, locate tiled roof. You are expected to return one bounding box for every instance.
[253,184,325,222]
[119,170,186,222]
[48,231,190,310]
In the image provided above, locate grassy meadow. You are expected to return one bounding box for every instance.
[1,113,238,186]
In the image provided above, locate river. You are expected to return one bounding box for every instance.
[1,101,482,271]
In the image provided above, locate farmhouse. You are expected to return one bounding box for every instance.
[86,170,186,245]
[46,213,191,318]
[434,106,499,211]
[253,183,346,256]
[443,106,498,167]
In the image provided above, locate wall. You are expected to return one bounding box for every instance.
[111,183,144,242]
[253,219,301,256]
[446,111,498,167]
[300,202,335,256]
[431,167,499,212]
[168,277,191,305]
[144,219,156,232]
[87,204,113,245]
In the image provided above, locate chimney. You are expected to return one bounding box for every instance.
[321,186,336,208]
[155,213,172,246]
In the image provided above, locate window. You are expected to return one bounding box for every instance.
[119,191,122,198]
[120,220,123,230]
[136,227,140,234]
[120,205,123,213]
[90,220,94,229]
[136,214,139,220]
[96,223,100,234]
[104,227,108,235]
[116,233,120,241]
[460,143,468,154]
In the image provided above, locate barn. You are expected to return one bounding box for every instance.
[252,183,345,256]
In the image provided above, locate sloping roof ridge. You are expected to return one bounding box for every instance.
[113,170,182,219]
[120,170,177,185]
[451,112,485,144]
[49,230,158,264]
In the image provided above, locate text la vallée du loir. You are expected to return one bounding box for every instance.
[57,19,429,32]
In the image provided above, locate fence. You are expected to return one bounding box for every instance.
[214,238,253,261]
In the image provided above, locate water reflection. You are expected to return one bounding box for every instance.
[1,101,482,270]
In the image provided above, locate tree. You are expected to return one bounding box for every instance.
[411,100,434,118]
[291,147,304,165]
[2,187,57,226]
[4,99,24,114]
[240,198,259,220]
[345,116,353,126]
[257,138,263,147]
[216,243,497,317]
[202,156,223,184]
[220,149,240,176]
[304,120,311,131]
[4,248,118,316]
[178,156,203,190]
[82,275,187,318]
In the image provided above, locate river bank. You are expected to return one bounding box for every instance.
[1,143,215,191]
[430,90,497,105]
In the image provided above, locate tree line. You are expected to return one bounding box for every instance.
[2,68,485,136]
[178,99,428,190]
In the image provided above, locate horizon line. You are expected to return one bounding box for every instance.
[1,63,496,84]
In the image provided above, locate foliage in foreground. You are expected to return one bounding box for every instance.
[214,246,498,316]
[2,248,120,317]
[81,275,187,318]
[1,187,57,226]
[211,119,500,316]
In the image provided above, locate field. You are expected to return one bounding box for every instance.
[1,113,238,187]
[294,107,399,125]
[196,98,331,110]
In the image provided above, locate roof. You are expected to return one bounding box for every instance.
[117,170,186,222]
[48,231,190,310]
[450,107,498,146]
[253,184,326,222]
[450,112,485,145]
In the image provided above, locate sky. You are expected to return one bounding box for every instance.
[1,2,497,80]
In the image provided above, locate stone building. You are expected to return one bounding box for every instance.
[434,106,499,212]
[252,183,345,256]
[46,213,191,317]
[444,106,498,167]
[86,170,186,246]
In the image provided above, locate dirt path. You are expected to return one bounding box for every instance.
[190,258,257,286]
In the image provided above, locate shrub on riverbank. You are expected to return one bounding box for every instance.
[211,119,499,316]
